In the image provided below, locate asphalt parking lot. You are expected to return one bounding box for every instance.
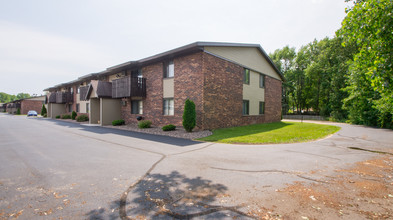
[0,113,392,219]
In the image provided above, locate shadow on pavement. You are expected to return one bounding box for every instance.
[38,118,201,147]
[86,171,253,219]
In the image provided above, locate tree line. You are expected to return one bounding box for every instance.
[0,92,31,103]
[270,0,392,129]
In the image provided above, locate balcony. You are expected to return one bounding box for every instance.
[95,81,112,98]
[79,86,89,101]
[7,103,21,108]
[48,93,57,103]
[79,81,112,100]
[112,77,146,99]
[56,91,73,104]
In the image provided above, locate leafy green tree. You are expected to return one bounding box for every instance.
[324,37,355,120]
[16,93,30,100]
[0,92,16,103]
[41,104,47,116]
[338,0,393,128]
[71,111,77,120]
[269,46,297,113]
[271,37,354,120]
[182,99,196,132]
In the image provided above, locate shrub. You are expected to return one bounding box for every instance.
[61,114,71,119]
[41,104,47,116]
[76,115,89,122]
[71,111,77,120]
[162,124,176,131]
[112,119,125,126]
[138,120,152,129]
[182,99,196,132]
[16,108,21,115]
[55,115,61,119]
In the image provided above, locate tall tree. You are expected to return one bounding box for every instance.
[0,92,16,103]
[16,93,31,100]
[271,37,354,119]
[338,0,393,128]
[269,46,297,113]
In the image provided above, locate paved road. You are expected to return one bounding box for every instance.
[0,114,392,219]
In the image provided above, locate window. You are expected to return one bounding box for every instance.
[243,68,250,84]
[242,100,249,115]
[132,69,142,78]
[68,104,72,112]
[259,74,265,88]
[86,103,90,113]
[164,60,174,78]
[163,98,174,115]
[259,101,265,115]
[131,100,143,114]
[76,104,80,113]
[77,87,80,94]
[70,87,74,94]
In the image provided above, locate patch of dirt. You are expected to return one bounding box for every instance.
[247,156,393,219]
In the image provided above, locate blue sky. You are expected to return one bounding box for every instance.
[0,0,351,96]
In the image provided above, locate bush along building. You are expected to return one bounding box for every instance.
[44,42,283,130]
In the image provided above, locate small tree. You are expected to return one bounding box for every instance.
[71,111,77,120]
[182,99,196,132]
[16,108,21,115]
[41,104,47,116]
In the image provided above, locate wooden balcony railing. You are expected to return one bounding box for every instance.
[56,91,73,104]
[96,81,112,98]
[112,77,146,98]
[48,93,56,103]
[79,86,89,101]
[6,103,21,108]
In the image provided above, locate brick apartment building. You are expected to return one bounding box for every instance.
[44,42,283,130]
[4,96,46,115]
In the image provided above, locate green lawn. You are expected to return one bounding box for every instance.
[198,121,340,144]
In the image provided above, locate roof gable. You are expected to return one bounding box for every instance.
[203,46,283,81]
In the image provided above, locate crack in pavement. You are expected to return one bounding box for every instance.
[284,150,341,161]
[119,155,166,219]
[348,147,393,155]
[143,187,254,219]
[168,143,216,156]
[41,120,252,219]
[337,133,391,147]
[210,167,329,184]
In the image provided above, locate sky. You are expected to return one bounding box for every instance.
[0,0,352,96]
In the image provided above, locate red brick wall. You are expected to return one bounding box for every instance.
[202,53,282,130]
[21,100,44,115]
[121,62,164,125]
[174,52,204,129]
[119,51,282,130]
[121,98,133,123]
[202,53,243,130]
[121,52,205,129]
[264,76,282,122]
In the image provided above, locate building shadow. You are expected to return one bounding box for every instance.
[86,171,254,219]
[37,118,202,147]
